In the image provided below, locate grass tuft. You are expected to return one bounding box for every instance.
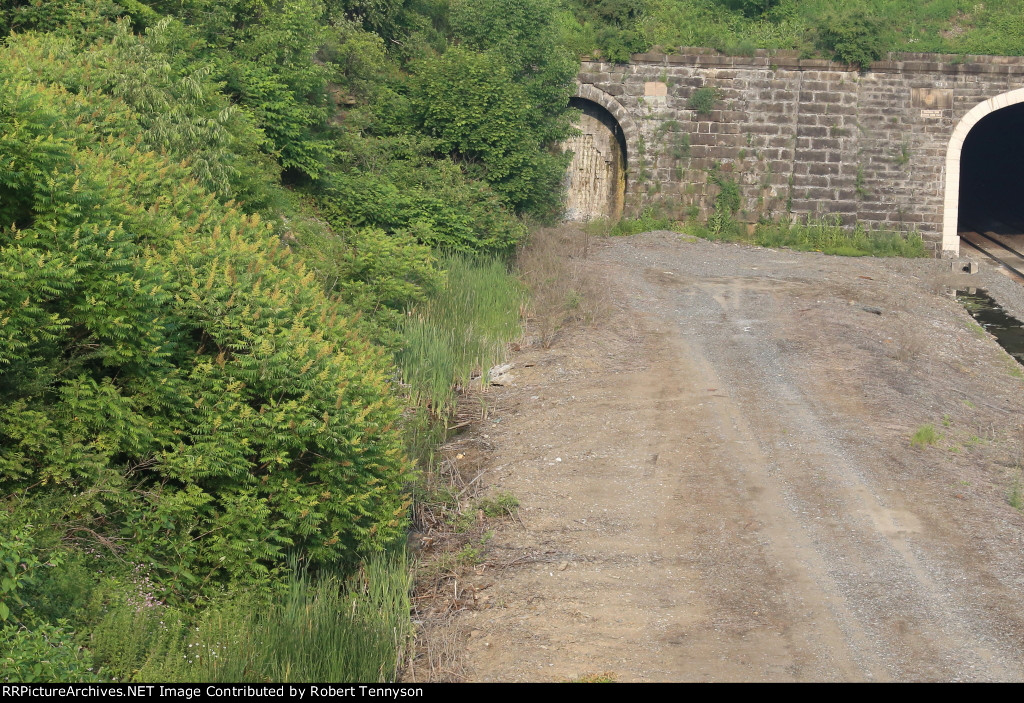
[1009,469,1024,511]
[566,671,618,682]
[910,424,941,448]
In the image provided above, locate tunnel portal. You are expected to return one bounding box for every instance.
[958,101,1024,236]
[562,97,627,222]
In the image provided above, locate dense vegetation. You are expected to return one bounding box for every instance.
[1,0,1018,684]
[563,0,1024,65]
[0,0,568,682]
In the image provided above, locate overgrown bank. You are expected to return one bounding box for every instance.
[564,1,1024,66]
[0,0,571,682]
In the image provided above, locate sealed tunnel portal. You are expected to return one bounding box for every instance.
[958,101,1024,234]
[562,98,627,222]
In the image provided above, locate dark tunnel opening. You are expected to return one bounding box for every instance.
[958,101,1024,235]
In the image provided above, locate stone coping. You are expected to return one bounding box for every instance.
[580,49,1024,75]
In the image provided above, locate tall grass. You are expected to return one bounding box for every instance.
[754,217,927,257]
[609,208,678,236]
[396,253,525,418]
[90,551,413,683]
[689,215,926,257]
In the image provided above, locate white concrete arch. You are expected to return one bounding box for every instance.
[943,86,1024,255]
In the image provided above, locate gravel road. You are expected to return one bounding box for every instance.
[443,231,1024,682]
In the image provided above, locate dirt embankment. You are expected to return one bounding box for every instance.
[412,231,1024,683]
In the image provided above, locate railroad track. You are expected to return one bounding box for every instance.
[958,219,1024,284]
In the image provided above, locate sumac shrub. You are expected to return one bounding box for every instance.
[0,49,410,598]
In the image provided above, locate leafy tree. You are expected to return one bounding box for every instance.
[409,46,570,216]
[569,0,648,62]
[0,0,158,36]
[448,0,578,141]
[122,1,337,182]
[326,0,406,39]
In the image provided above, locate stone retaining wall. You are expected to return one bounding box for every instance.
[575,50,1024,255]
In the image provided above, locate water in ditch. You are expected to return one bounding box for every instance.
[956,288,1024,363]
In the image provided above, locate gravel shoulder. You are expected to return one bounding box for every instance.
[429,231,1024,682]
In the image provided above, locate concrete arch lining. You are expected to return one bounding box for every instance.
[943,86,1024,255]
[574,83,640,177]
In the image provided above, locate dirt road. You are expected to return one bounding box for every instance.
[436,231,1024,682]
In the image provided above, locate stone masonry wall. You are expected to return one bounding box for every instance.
[563,109,626,222]
[577,50,1024,255]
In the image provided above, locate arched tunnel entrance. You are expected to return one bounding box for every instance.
[958,101,1024,236]
[562,97,627,222]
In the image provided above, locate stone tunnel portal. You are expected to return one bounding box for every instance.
[562,97,627,222]
[958,101,1024,237]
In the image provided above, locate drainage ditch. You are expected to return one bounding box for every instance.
[956,288,1024,363]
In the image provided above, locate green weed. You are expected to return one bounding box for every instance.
[455,546,483,566]
[1009,469,1024,511]
[854,165,869,199]
[610,209,678,236]
[911,424,941,448]
[964,434,984,448]
[478,492,520,518]
[687,87,720,115]
[671,133,691,160]
[1008,359,1024,380]
[895,142,911,166]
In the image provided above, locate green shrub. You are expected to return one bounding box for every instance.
[318,135,527,256]
[0,520,99,683]
[0,49,410,597]
[409,47,571,217]
[815,9,888,69]
[1,623,100,683]
[687,86,720,115]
